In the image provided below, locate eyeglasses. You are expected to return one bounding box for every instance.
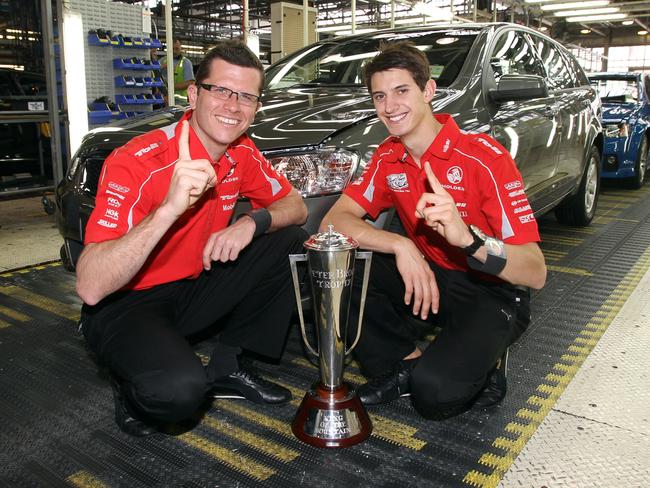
[197,83,260,107]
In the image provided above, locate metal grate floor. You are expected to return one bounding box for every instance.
[1,185,650,488]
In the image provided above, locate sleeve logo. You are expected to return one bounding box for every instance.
[386,173,409,192]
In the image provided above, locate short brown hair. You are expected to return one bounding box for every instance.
[195,39,265,93]
[363,41,430,92]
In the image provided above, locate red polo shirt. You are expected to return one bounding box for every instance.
[85,110,293,290]
[344,114,540,272]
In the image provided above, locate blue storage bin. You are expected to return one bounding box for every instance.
[114,75,136,87]
[88,32,110,47]
[88,103,113,125]
[150,38,162,48]
[115,94,138,105]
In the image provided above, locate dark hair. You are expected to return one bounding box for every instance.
[363,41,430,92]
[195,39,265,93]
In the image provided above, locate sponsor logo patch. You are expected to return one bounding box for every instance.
[104,209,119,220]
[442,138,451,153]
[504,180,522,191]
[222,203,235,211]
[514,205,532,214]
[447,166,463,185]
[442,184,465,192]
[508,189,525,197]
[386,173,409,192]
[108,182,130,193]
[511,198,528,206]
[220,193,239,201]
[476,137,503,155]
[106,189,125,200]
[97,219,117,229]
[134,142,159,157]
[519,214,535,223]
[107,197,121,208]
[221,176,239,184]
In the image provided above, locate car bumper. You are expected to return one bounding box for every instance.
[600,136,636,179]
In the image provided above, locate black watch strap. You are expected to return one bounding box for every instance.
[461,225,484,256]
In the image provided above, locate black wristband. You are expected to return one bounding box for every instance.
[239,208,272,238]
[467,253,507,276]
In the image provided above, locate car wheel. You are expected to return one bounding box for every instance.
[627,136,648,190]
[60,243,75,271]
[555,145,600,226]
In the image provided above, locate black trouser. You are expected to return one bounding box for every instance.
[81,226,307,423]
[349,252,530,419]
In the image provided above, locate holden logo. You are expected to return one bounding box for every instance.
[447,166,463,184]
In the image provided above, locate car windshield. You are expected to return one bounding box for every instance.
[590,77,639,104]
[265,29,479,91]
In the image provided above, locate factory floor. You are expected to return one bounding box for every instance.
[1,189,649,487]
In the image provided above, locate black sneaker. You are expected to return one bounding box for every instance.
[357,358,417,406]
[210,368,291,405]
[110,377,158,437]
[473,349,508,409]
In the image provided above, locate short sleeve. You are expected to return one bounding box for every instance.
[343,152,393,219]
[237,143,294,208]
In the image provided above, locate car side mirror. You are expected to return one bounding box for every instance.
[489,74,549,102]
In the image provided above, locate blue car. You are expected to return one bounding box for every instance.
[589,72,650,189]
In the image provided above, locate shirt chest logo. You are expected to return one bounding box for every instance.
[447,166,463,185]
[386,173,409,192]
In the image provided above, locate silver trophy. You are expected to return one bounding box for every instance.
[289,225,372,448]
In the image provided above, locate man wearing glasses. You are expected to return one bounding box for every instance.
[76,40,308,436]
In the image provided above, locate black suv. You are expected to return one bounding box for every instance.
[56,23,603,269]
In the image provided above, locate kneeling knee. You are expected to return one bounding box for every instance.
[410,370,478,420]
[131,371,207,423]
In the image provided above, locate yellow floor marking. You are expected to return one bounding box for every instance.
[539,235,583,246]
[0,304,29,322]
[0,261,61,278]
[0,285,79,321]
[202,415,299,462]
[178,432,275,481]
[66,470,109,488]
[546,265,593,276]
[214,400,293,437]
[463,246,650,488]
[594,216,640,224]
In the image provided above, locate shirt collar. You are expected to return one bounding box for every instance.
[425,114,461,161]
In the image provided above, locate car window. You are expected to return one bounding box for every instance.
[590,77,639,103]
[562,51,590,86]
[489,30,545,82]
[531,37,573,90]
[265,30,478,90]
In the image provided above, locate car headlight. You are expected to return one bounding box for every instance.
[268,148,359,197]
[605,122,629,138]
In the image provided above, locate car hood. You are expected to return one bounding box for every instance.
[249,86,376,151]
[76,87,455,155]
[601,103,638,122]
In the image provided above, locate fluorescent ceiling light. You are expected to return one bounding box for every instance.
[554,7,619,17]
[566,13,627,22]
[539,26,548,31]
[622,20,634,25]
[639,30,649,35]
[580,28,591,33]
[541,0,608,11]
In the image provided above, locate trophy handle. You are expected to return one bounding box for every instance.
[346,251,372,355]
[289,253,319,357]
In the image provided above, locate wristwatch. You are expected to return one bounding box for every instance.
[461,224,486,256]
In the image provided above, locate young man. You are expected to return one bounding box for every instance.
[321,42,546,419]
[77,40,308,436]
[160,39,195,105]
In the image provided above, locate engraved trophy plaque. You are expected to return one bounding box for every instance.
[289,225,372,448]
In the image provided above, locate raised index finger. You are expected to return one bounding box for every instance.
[178,120,191,161]
[424,162,446,194]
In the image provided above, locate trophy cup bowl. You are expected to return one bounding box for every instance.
[289,225,372,448]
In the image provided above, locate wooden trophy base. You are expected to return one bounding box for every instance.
[291,382,372,448]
